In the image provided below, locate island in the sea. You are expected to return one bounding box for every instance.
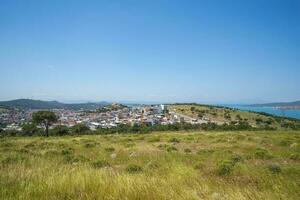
[249,100,300,110]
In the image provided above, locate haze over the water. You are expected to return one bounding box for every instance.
[0,0,299,104]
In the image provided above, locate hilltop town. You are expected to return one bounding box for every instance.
[0,103,193,131]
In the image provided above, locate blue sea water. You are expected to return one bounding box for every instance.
[226,106,300,120]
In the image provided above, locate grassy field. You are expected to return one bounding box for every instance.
[1,130,300,200]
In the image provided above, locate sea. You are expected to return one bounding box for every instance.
[225,105,300,120]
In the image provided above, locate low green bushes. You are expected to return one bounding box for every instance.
[126,164,143,173]
[92,160,111,169]
[216,160,235,176]
[254,148,273,159]
[267,163,281,173]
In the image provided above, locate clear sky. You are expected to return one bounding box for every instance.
[0,0,299,104]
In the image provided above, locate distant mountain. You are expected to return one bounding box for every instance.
[249,101,300,108]
[0,99,109,110]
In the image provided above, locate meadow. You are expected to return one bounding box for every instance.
[1,130,300,200]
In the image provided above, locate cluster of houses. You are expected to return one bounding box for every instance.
[1,104,211,131]
[56,104,178,130]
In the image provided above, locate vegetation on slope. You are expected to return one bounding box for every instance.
[0,130,300,200]
[169,104,300,129]
[0,99,109,110]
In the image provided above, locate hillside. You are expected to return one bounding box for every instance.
[1,130,299,199]
[169,104,300,129]
[250,101,300,108]
[0,99,109,110]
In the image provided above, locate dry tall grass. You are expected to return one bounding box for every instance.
[1,131,300,199]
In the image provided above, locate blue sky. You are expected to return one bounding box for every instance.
[0,0,299,104]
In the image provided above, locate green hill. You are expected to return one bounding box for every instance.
[250,100,300,107]
[169,103,300,129]
[0,99,109,110]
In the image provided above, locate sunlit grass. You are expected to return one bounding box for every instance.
[1,130,300,199]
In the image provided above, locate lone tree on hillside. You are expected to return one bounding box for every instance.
[32,111,57,137]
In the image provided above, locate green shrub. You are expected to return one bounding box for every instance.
[126,164,143,173]
[92,160,110,168]
[24,142,36,149]
[194,162,204,170]
[157,144,169,149]
[290,153,300,160]
[22,123,40,136]
[185,136,195,141]
[61,148,74,155]
[168,137,180,143]
[216,160,235,176]
[136,136,145,140]
[18,148,30,154]
[277,140,292,146]
[105,147,115,152]
[0,142,14,148]
[72,123,90,134]
[267,163,281,173]
[84,143,96,148]
[64,155,89,164]
[45,150,60,156]
[231,154,242,163]
[184,148,192,153]
[123,143,135,148]
[254,148,273,159]
[236,135,246,140]
[167,146,178,152]
[51,125,69,136]
[1,155,26,165]
[197,149,214,154]
[147,136,160,143]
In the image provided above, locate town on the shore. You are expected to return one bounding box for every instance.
[0,103,210,131]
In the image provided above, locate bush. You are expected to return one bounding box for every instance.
[197,149,214,154]
[184,148,192,153]
[254,148,273,159]
[157,144,169,150]
[277,140,292,147]
[231,154,242,163]
[64,154,89,164]
[0,142,15,148]
[216,160,235,176]
[72,123,90,134]
[105,147,115,152]
[126,164,143,173]
[22,123,40,136]
[92,160,110,168]
[167,146,178,152]
[267,163,281,173]
[147,136,160,143]
[51,125,69,136]
[61,148,74,155]
[255,118,263,124]
[84,142,97,148]
[168,137,180,143]
[1,155,26,165]
[290,153,300,161]
[194,162,204,170]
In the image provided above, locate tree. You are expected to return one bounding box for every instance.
[32,111,57,137]
[22,123,39,136]
[51,125,69,136]
[72,123,90,134]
